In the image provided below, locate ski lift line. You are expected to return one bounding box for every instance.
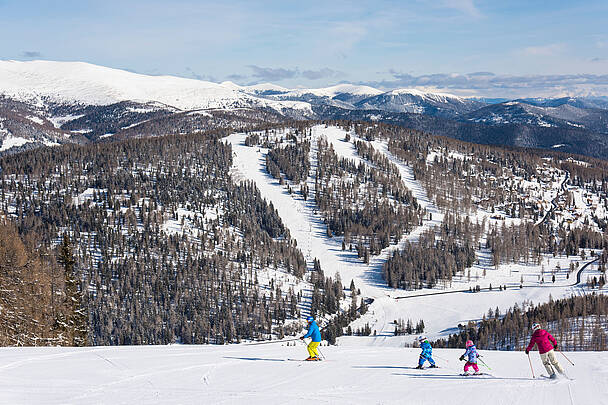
[242,338,302,346]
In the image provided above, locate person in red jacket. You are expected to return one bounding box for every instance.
[525,322,564,379]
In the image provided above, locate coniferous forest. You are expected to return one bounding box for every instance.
[0,131,328,345]
[2,119,608,347]
[435,294,608,351]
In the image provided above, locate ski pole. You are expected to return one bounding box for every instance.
[557,349,575,366]
[527,353,536,379]
[301,338,325,360]
[433,354,450,364]
[477,357,492,371]
[317,344,327,360]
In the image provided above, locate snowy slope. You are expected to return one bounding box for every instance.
[277,84,384,98]
[355,89,485,117]
[0,344,603,404]
[0,60,312,113]
[227,125,605,345]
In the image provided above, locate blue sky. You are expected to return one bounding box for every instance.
[1,0,607,97]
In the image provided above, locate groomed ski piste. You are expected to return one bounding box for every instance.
[1,344,605,404]
[2,125,607,404]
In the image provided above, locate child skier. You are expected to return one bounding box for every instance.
[416,336,437,369]
[525,322,564,379]
[459,340,480,375]
[300,316,321,361]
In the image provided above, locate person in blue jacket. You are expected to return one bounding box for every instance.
[300,316,321,361]
[416,335,437,369]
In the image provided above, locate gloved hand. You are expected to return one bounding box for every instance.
[300,336,304,340]
[554,344,558,350]
[459,356,464,361]
[525,349,529,355]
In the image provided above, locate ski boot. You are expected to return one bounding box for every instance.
[549,373,557,379]
[305,356,320,361]
[415,364,423,369]
[429,364,438,368]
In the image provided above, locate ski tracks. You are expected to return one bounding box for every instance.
[211,359,324,405]
[0,347,103,372]
[67,359,233,402]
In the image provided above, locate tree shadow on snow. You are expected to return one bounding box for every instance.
[223,356,285,362]
[352,365,418,370]
[393,373,535,381]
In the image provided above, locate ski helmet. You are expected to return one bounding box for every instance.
[418,335,426,342]
[306,316,314,322]
[532,322,541,331]
[466,340,474,348]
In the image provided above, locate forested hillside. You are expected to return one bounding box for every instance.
[435,293,608,351]
[2,119,608,347]
[0,130,343,345]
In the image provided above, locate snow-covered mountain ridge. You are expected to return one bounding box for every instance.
[0,60,311,113]
[2,60,608,159]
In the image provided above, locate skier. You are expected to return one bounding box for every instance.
[525,322,564,379]
[300,316,321,361]
[416,336,437,369]
[459,340,480,375]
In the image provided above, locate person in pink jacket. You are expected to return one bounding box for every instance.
[525,323,564,379]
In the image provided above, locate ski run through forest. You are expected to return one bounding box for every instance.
[2,124,608,404]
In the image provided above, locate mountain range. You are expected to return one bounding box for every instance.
[1,60,608,159]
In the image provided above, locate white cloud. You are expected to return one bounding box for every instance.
[439,0,482,17]
[521,43,566,56]
[362,71,608,98]
[242,65,344,83]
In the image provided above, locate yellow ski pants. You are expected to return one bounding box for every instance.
[307,341,320,358]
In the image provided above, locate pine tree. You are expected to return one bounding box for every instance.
[58,234,88,346]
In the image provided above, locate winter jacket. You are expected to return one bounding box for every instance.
[462,345,479,363]
[526,329,557,354]
[420,341,433,359]
[303,321,321,342]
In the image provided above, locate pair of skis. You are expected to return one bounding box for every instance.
[287,358,324,362]
[527,351,575,380]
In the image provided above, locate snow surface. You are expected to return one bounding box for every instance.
[0,134,32,151]
[387,88,465,102]
[0,344,603,404]
[278,84,384,98]
[0,60,312,114]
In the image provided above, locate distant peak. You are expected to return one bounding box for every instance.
[387,88,462,100]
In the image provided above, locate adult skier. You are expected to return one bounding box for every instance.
[416,336,437,369]
[300,316,321,361]
[459,340,480,375]
[525,322,564,379]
